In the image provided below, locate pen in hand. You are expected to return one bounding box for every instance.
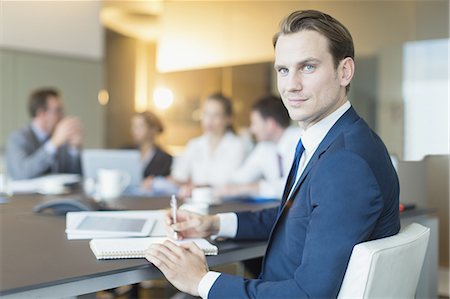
[170,194,178,239]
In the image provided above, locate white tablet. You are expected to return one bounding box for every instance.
[66,214,156,237]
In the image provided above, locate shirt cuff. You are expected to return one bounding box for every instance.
[217,213,238,238]
[198,271,221,299]
[44,141,57,155]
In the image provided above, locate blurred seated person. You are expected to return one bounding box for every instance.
[129,111,173,189]
[171,93,246,197]
[6,88,83,180]
[215,95,301,200]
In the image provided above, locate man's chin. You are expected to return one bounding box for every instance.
[287,111,306,122]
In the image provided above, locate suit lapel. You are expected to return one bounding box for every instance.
[27,125,44,149]
[280,158,299,204]
[276,107,360,221]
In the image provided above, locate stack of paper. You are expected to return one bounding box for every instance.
[10,174,80,194]
[66,210,166,240]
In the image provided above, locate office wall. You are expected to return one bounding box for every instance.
[0,1,103,60]
[0,49,105,149]
[104,31,141,149]
[377,46,404,158]
[376,1,449,160]
[0,1,105,151]
[403,39,449,161]
[425,155,449,269]
[157,1,417,72]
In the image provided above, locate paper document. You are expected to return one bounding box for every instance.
[9,174,80,194]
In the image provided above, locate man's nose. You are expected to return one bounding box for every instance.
[286,72,303,91]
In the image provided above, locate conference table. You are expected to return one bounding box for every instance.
[0,192,438,298]
[0,193,278,298]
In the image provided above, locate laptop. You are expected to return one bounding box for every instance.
[81,149,142,187]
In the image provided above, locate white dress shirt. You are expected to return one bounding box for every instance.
[171,131,246,186]
[231,127,301,198]
[198,101,352,299]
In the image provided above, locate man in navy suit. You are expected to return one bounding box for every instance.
[145,10,400,298]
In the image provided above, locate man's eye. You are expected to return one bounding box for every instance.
[302,64,315,73]
[277,68,288,76]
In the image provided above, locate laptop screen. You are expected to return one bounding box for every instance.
[81,149,142,187]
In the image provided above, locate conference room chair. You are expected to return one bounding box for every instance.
[338,223,430,298]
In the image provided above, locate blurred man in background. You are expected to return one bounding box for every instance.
[6,88,83,180]
[215,94,300,199]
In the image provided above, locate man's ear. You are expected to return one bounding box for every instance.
[339,57,355,88]
[266,117,278,131]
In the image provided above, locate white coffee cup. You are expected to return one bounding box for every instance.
[97,169,131,200]
[39,179,66,195]
[191,187,219,205]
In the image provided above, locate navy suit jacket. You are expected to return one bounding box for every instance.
[209,107,400,298]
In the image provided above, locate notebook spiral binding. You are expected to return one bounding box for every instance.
[90,237,218,260]
[100,250,145,259]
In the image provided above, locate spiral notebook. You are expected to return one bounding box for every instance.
[90,237,218,259]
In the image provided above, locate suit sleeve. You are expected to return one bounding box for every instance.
[235,207,278,240]
[5,131,54,180]
[209,151,384,298]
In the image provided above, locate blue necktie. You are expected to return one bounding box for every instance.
[278,138,304,216]
[286,138,305,192]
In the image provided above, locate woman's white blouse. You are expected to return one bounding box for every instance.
[171,132,246,186]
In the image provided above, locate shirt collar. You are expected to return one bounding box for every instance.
[30,123,49,143]
[301,101,351,154]
[277,126,301,154]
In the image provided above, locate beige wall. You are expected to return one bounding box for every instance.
[1,1,103,59]
[105,31,140,149]
[0,1,105,151]
[156,1,436,72]
[426,155,449,268]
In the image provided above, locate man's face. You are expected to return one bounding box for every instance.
[275,30,348,130]
[43,96,64,133]
[250,110,270,142]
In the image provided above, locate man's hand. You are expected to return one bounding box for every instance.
[165,209,220,240]
[145,240,208,296]
[51,117,83,148]
[68,121,84,149]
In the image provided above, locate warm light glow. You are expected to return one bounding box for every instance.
[135,41,149,112]
[98,89,109,105]
[153,87,174,110]
[156,2,277,72]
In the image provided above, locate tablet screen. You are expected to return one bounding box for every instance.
[76,216,147,232]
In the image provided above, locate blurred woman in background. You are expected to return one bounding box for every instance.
[130,111,172,187]
[171,93,245,195]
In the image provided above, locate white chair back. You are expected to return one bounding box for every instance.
[338,223,430,299]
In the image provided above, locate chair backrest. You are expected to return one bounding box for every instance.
[338,223,430,299]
